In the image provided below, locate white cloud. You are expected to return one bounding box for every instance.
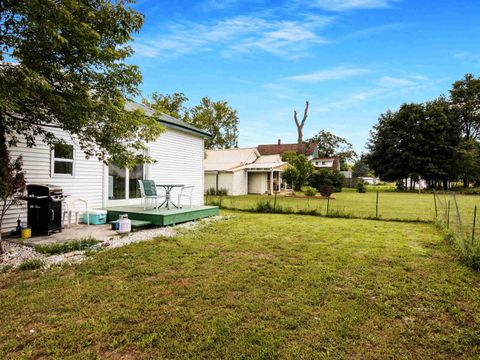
[454,51,480,65]
[308,0,400,11]
[284,66,370,83]
[376,76,416,88]
[133,14,332,60]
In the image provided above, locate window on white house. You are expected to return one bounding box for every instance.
[53,143,74,175]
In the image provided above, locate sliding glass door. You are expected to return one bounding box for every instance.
[108,164,144,203]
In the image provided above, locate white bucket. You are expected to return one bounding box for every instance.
[116,214,131,234]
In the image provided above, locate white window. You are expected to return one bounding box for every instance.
[52,143,75,176]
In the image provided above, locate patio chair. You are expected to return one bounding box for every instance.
[63,198,89,227]
[178,186,194,208]
[138,179,166,210]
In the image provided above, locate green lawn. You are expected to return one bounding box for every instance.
[1,212,479,358]
[207,190,480,225]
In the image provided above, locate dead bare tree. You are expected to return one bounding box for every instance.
[294,100,309,154]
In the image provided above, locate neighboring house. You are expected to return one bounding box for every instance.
[204,148,287,195]
[341,170,352,179]
[358,177,379,185]
[311,157,341,171]
[257,140,317,158]
[257,140,341,172]
[2,102,211,233]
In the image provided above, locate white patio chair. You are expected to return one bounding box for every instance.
[138,180,166,210]
[178,186,194,208]
[63,198,89,227]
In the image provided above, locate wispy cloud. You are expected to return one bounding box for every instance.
[376,76,416,88]
[337,22,405,41]
[307,0,400,11]
[454,51,480,65]
[284,66,370,83]
[133,14,332,60]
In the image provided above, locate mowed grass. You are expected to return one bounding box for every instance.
[1,212,480,358]
[207,190,480,223]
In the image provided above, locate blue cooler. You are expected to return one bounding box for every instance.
[83,210,107,225]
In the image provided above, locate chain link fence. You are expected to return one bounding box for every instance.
[205,191,480,268]
[205,191,437,222]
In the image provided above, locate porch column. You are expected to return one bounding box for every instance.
[270,170,274,195]
[278,171,281,192]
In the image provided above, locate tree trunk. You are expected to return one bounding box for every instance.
[0,226,3,255]
[0,115,5,255]
[294,101,309,154]
[463,176,469,188]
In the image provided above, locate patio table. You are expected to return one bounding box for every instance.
[155,184,184,210]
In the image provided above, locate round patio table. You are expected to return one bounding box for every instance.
[155,184,184,210]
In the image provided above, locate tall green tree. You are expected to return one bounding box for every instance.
[185,97,239,149]
[450,74,480,186]
[367,104,424,186]
[307,130,356,170]
[143,92,188,119]
[0,0,163,166]
[352,156,370,178]
[282,153,314,191]
[367,99,462,189]
[450,74,480,141]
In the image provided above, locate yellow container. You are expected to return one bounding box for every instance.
[21,227,31,239]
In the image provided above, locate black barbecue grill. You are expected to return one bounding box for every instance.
[26,184,66,235]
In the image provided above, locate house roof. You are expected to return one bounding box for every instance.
[245,154,287,170]
[126,101,211,138]
[204,148,259,172]
[312,157,340,170]
[257,142,317,156]
[204,148,286,172]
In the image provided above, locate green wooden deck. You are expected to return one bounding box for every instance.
[105,205,219,226]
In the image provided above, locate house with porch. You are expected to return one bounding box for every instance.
[2,102,216,233]
[258,140,341,172]
[204,148,287,195]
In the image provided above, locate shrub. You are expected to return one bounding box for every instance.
[309,169,344,192]
[356,181,366,193]
[319,185,333,197]
[255,200,275,213]
[35,237,99,255]
[18,258,44,271]
[217,188,228,196]
[395,179,406,191]
[205,187,216,196]
[302,186,317,197]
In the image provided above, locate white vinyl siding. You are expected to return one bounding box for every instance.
[2,126,206,233]
[148,128,204,206]
[232,170,247,196]
[3,129,104,233]
[248,172,268,194]
[204,173,217,193]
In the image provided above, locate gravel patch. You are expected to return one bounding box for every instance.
[0,215,229,271]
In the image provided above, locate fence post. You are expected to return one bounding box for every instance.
[273,192,277,212]
[447,200,450,229]
[433,192,438,219]
[326,197,330,216]
[472,206,477,243]
[375,191,379,218]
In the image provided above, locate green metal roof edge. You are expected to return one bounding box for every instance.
[158,115,212,138]
[126,101,212,138]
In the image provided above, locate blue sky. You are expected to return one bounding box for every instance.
[129,0,480,153]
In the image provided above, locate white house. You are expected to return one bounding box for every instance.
[204,148,287,195]
[1,102,210,233]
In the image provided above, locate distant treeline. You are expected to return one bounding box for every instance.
[366,74,480,190]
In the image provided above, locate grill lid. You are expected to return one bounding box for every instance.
[27,184,64,196]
